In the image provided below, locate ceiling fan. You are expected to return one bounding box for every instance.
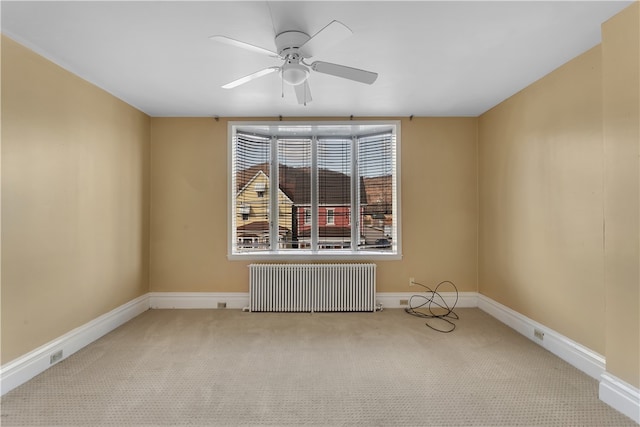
[210,20,378,105]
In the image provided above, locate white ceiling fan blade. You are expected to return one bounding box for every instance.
[222,67,280,89]
[209,35,279,58]
[310,61,378,85]
[298,20,352,58]
[294,81,312,105]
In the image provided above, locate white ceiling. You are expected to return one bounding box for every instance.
[1,1,632,117]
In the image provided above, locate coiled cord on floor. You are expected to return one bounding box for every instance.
[404,280,459,333]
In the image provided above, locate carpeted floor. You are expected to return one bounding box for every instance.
[0,308,636,426]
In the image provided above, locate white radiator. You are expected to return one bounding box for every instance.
[249,263,377,312]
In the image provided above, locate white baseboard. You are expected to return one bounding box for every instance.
[477,294,605,380]
[599,373,640,424]
[376,291,479,309]
[148,292,250,309]
[148,291,480,311]
[0,294,149,395]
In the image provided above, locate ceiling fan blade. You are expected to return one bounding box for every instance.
[222,67,280,89]
[294,81,312,105]
[298,20,352,58]
[209,35,279,57]
[310,61,378,85]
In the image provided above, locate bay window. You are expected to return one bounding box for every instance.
[229,121,400,259]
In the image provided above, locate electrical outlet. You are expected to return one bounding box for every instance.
[534,329,544,341]
[400,299,409,306]
[50,350,63,365]
[409,277,415,286]
[217,302,227,309]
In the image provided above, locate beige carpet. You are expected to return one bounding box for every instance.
[0,308,635,426]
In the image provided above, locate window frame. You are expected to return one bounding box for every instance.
[228,120,401,261]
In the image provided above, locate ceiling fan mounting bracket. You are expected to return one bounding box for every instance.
[275,30,310,57]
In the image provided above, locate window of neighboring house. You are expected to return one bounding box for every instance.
[241,205,250,221]
[326,209,335,225]
[229,121,401,260]
[255,182,266,198]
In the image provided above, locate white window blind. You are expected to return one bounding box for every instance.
[358,132,396,251]
[278,138,311,250]
[229,122,400,259]
[233,133,270,252]
[317,138,352,250]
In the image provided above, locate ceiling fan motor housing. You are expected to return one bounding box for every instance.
[275,31,310,57]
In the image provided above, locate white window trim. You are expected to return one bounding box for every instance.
[227,120,402,261]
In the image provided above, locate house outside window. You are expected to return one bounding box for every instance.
[229,121,401,260]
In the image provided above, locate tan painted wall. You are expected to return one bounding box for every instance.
[1,36,150,363]
[478,46,605,353]
[150,117,478,294]
[602,2,639,388]
[478,2,640,389]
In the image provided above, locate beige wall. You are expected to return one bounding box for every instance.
[478,45,605,353]
[150,117,478,294]
[1,36,150,363]
[602,2,640,388]
[478,2,639,388]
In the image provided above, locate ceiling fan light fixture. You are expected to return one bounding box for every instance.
[281,62,309,86]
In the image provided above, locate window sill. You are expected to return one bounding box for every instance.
[228,250,402,261]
